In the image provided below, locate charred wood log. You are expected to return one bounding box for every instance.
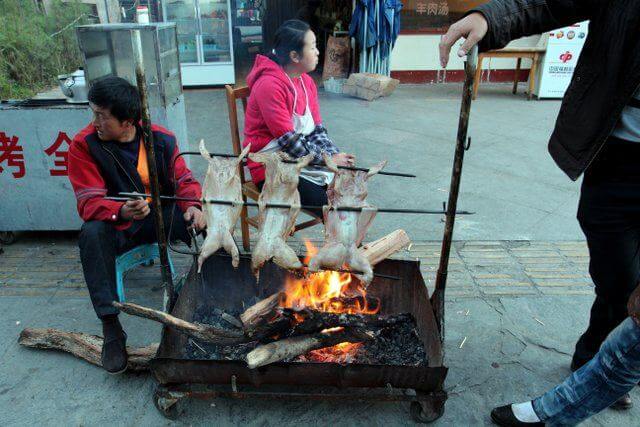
[240,292,284,338]
[18,328,156,372]
[114,301,245,344]
[285,310,413,337]
[324,296,381,312]
[242,301,412,342]
[246,327,375,369]
[240,292,293,341]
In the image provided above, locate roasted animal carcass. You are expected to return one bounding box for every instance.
[307,154,387,284]
[249,151,313,275]
[197,140,251,271]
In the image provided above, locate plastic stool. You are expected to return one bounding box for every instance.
[115,243,175,302]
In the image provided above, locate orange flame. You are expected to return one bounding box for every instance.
[280,240,380,362]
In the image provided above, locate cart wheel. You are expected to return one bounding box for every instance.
[0,232,16,245]
[153,389,181,420]
[410,400,444,424]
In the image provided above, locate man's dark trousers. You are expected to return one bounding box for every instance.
[573,139,640,366]
[79,204,189,319]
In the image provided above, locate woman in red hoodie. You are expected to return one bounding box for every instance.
[243,19,355,217]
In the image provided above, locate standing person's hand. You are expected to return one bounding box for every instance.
[439,13,488,68]
[332,152,356,167]
[628,283,640,325]
[120,199,150,221]
[184,206,206,232]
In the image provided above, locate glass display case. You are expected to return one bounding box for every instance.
[76,23,182,105]
[163,0,235,85]
[75,23,189,157]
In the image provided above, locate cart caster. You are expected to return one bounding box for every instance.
[153,389,181,420]
[410,400,445,424]
[0,231,16,245]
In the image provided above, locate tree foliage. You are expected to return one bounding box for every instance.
[0,0,91,99]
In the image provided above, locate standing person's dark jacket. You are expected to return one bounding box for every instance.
[470,0,640,180]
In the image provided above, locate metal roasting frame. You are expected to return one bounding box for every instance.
[144,47,479,423]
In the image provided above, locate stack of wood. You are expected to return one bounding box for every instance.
[19,230,412,370]
[114,229,411,368]
[343,73,400,101]
[112,289,413,369]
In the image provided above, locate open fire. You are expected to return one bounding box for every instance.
[279,240,381,362]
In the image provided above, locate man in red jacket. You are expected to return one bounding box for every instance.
[68,76,204,374]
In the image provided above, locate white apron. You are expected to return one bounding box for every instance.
[256,75,334,186]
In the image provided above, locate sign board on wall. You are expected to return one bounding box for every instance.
[402,0,490,32]
[0,104,91,231]
[534,21,589,99]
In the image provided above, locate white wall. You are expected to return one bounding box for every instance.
[390,34,540,72]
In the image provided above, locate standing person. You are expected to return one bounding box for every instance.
[243,19,355,217]
[440,0,640,410]
[68,76,204,374]
[490,284,640,426]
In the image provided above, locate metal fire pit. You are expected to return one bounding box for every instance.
[150,254,448,422]
[149,45,478,424]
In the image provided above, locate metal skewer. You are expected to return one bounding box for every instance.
[208,252,399,280]
[111,192,475,215]
[177,151,416,178]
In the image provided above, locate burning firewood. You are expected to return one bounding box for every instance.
[307,154,387,285]
[240,292,283,326]
[240,290,411,341]
[248,152,314,276]
[284,310,413,337]
[113,301,246,344]
[18,328,156,372]
[246,327,375,369]
[197,140,251,271]
[239,292,288,339]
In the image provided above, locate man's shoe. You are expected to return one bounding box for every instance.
[490,405,544,426]
[610,393,633,410]
[101,330,128,374]
[101,316,128,374]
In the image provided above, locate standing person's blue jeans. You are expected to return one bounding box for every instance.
[532,318,640,425]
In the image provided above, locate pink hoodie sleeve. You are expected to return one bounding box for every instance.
[252,79,295,137]
[304,75,323,125]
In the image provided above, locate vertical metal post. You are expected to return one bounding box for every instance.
[132,28,175,309]
[432,46,478,342]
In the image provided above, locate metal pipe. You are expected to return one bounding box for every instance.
[177,151,416,178]
[131,29,175,309]
[112,192,475,215]
[432,46,478,342]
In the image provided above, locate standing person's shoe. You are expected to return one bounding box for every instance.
[490,404,545,426]
[610,393,633,410]
[101,315,128,374]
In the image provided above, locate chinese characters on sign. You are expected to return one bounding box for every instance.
[44,132,71,176]
[0,131,25,178]
[405,0,489,32]
[0,131,71,179]
[416,2,449,15]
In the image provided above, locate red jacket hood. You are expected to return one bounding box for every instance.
[246,54,291,90]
